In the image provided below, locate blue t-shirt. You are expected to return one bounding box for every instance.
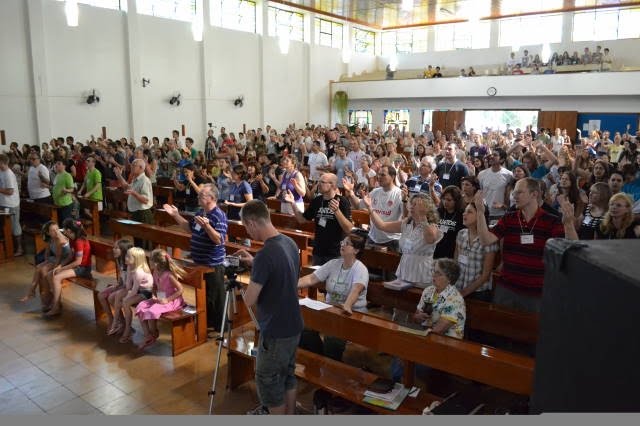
[227,180,252,220]
[250,234,304,338]
[189,206,227,266]
[622,178,640,203]
[531,165,549,180]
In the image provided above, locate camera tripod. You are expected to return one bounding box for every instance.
[207,268,258,414]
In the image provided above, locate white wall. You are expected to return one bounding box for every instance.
[44,2,130,140]
[138,14,203,142]
[0,0,37,145]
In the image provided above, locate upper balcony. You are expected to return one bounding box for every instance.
[332,65,640,100]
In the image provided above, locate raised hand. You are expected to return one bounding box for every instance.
[362,194,372,210]
[328,198,339,212]
[342,177,354,193]
[163,204,179,217]
[473,190,485,209]
[282,190,295,204]
[559,197,575,225]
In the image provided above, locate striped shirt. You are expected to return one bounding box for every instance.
[189,206,227,266]
[490,208,564,295]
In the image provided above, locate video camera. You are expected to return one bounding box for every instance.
[222,255,244,280]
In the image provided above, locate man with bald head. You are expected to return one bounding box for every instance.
[284,173,353,265]
[114,158,154,248]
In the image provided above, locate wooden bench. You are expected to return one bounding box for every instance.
[351,209,371,228]
[77,197,101,237]
[270,212,316,233]
[153,185,175,207]
[226,326,442,414]
[102,187,130,220]
[158,266,209,356]
[63,236,117,322]
[266,197,309,213]
[226,219,313,266]
[20,199,59,253]
[0,212,15,262]
[361,280,539,345]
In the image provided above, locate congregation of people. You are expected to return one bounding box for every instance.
[1,119,639,379]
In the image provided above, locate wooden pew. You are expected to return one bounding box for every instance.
[102,187,130,220]
[0,211,15,262]
[62,236,117,322]
[226,219,313,265]
[153,185,175,207]
[77,197,101,237]
[361,280,539,345]
[110,219,190,259]
[300,305,534,395]
[351,209,370,228]
[159,266,209,356]
[226,303,534,412]
[20,199,59,253]
[270,212,316,233]
[226,330,442,414]
[266,197,309,213]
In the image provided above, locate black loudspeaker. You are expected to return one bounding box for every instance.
[531,239,640,413]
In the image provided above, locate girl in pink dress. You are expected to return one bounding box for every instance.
[135,249,185,350]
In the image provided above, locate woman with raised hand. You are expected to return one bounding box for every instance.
[363,192,442,289]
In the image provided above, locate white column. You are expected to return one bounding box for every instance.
[26,0,52,142]
[258,0,268,127]
[561,11,573,47]
[124,0,143,140]
[200,0,211,148]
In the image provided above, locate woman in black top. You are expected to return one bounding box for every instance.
[577,182,610,240]
[434,185,465,259]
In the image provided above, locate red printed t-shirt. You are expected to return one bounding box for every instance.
[73,238,92,267]
[490,208,564,295]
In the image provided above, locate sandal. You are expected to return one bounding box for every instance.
[107,323,123,336]
[137,335,157,350]
[119,334,133,344]
[19,291,36,303]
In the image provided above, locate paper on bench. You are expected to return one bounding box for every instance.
[115,219,143,225]
[298,297,332,310]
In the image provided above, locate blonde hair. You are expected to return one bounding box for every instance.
[150,249,185,280]
[600,193,634,239]
[127,247,150,273]
[409,193,439,224]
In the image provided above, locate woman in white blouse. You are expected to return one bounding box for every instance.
[298,233,368,360]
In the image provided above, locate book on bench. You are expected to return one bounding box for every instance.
[383,280,413,291]
[363,383,409,410]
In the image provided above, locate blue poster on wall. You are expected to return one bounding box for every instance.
[577,113,639,137]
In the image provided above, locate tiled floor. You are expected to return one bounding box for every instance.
[0,257,270,415]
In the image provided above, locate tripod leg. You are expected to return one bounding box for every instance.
[208,286,233,415]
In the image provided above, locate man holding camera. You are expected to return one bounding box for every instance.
[163,184,228,334]
[235,200,303,415]
[283,173,352,265]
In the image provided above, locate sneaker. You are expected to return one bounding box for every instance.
[246,405,269,415]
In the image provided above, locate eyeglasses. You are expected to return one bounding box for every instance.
[319,180,332,185]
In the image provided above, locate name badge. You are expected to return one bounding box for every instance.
[186,188,190,195]
[229,194,235,201]
[194,224,202,232]
[474,152,479,157]
[458,254,469,265]
[520,233,534,245]
[318,217,327,227]
[442,173,450,180]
